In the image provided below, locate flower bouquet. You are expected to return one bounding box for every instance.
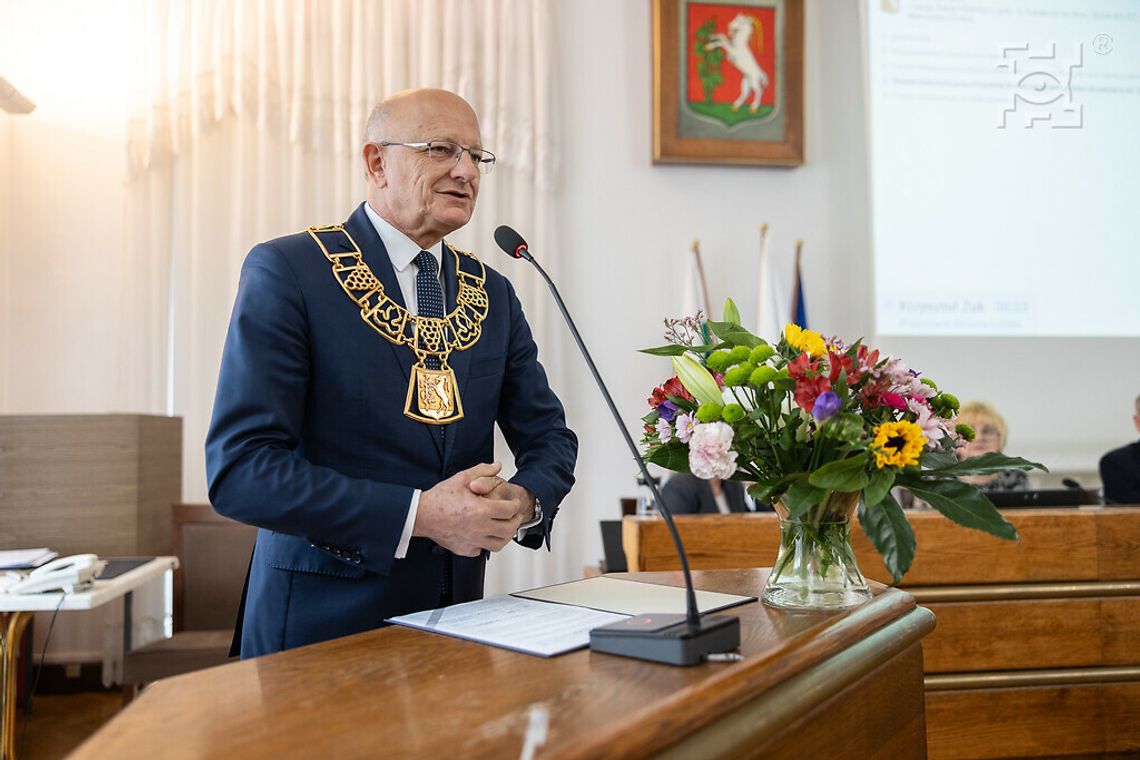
[641,301,1044,609]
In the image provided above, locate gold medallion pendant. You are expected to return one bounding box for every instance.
[307,224,489,426]
[405,362,463,424]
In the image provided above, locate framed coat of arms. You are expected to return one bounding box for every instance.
[652,0,804,166]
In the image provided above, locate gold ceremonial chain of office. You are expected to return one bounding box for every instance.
[307,224,489,425]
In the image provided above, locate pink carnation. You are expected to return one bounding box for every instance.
[687,422,738,480]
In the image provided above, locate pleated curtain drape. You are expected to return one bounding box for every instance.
[126,0,569,595]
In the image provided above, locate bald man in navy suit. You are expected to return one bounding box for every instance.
[206,89,577,657]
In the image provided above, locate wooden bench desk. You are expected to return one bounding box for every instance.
[623,508,1140,759]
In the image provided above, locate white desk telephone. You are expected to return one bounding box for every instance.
[5,554,106,594]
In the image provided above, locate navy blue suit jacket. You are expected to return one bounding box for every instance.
[205,203,577,657]
[1100,439,1140,505]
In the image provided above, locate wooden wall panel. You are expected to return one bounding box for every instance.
[921,597,1140,673]
[0,414,181,556]
[926,681,1140,759]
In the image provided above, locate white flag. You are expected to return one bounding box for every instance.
[756,224,786,341]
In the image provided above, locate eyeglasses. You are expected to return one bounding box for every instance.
[378,140,496,175]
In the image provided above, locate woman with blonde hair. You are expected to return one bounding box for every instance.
[955,401,1029,491]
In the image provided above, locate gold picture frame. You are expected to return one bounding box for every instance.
[653,0,805,166]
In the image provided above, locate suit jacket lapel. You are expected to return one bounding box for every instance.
[343,204,443,459]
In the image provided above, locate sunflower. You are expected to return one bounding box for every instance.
[871,420,926,468]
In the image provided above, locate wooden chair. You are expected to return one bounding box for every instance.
[122,504,256,700]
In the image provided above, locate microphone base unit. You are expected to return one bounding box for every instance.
[589,613,741,666]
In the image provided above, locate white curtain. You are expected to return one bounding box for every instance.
[127,0,571,594]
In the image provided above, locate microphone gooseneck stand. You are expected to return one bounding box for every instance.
[494,225,740,666]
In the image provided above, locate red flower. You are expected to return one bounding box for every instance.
[648,375,693,409]
[794,376,831,413]
[881,392,907,411]
[787,353,818,380]
[662,376,693,402]
[828,350,857,385]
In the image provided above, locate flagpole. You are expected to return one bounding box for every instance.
[690,239,713,317]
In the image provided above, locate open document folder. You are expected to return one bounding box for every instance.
[387,576,755,657]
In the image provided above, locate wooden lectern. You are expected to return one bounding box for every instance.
[72,569,934,759]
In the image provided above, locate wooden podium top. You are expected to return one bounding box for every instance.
[73,569,933,760]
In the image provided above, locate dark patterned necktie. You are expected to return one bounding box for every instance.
[414,250,445,396]
[415,250,452,604]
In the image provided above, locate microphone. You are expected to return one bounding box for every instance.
[494,224,740,666]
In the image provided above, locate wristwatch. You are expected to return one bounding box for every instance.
[516,498,543,541]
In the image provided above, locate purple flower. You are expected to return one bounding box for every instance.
[658,400,678,422]
[812,391,841,421]
[655,417,673,443]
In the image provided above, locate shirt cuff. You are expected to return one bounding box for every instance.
[515,498,543,542]
[395,489,420,559]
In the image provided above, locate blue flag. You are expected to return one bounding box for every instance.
[790,243,808,328]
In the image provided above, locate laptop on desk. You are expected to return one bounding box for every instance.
[988,489,1088,508]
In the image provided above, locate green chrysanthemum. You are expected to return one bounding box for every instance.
[955,422,975,441]
[705,350,732,374]
[724,363,754,387]
[722,403,745,423]
[727,346,752,365]
[749,365,777,387]
[749,344,775,364]
[696,403,724,423]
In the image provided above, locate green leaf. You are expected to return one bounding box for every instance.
[863,468,896,508]
[722,298,742,326]
[782,479,826,520]
[639,342,727,356]
[920,450,959,470]
[925,451,1047,477]
[858,492,916,584]
[643,441,691,473]
[808,453,870,492]
[900,478,1019,540]
[639,344,693,356]
[707,320,763,348]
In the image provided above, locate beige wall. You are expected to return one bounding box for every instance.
[0,0,160,417]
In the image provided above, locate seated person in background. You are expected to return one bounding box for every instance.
[955,401,1028,491]
[661,473,772,514]
[1099,394,1140,505]
[897,400,1025,509]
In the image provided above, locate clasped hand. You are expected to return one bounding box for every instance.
[414,462,536,556]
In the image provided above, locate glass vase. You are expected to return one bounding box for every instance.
[761,490,872,610]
